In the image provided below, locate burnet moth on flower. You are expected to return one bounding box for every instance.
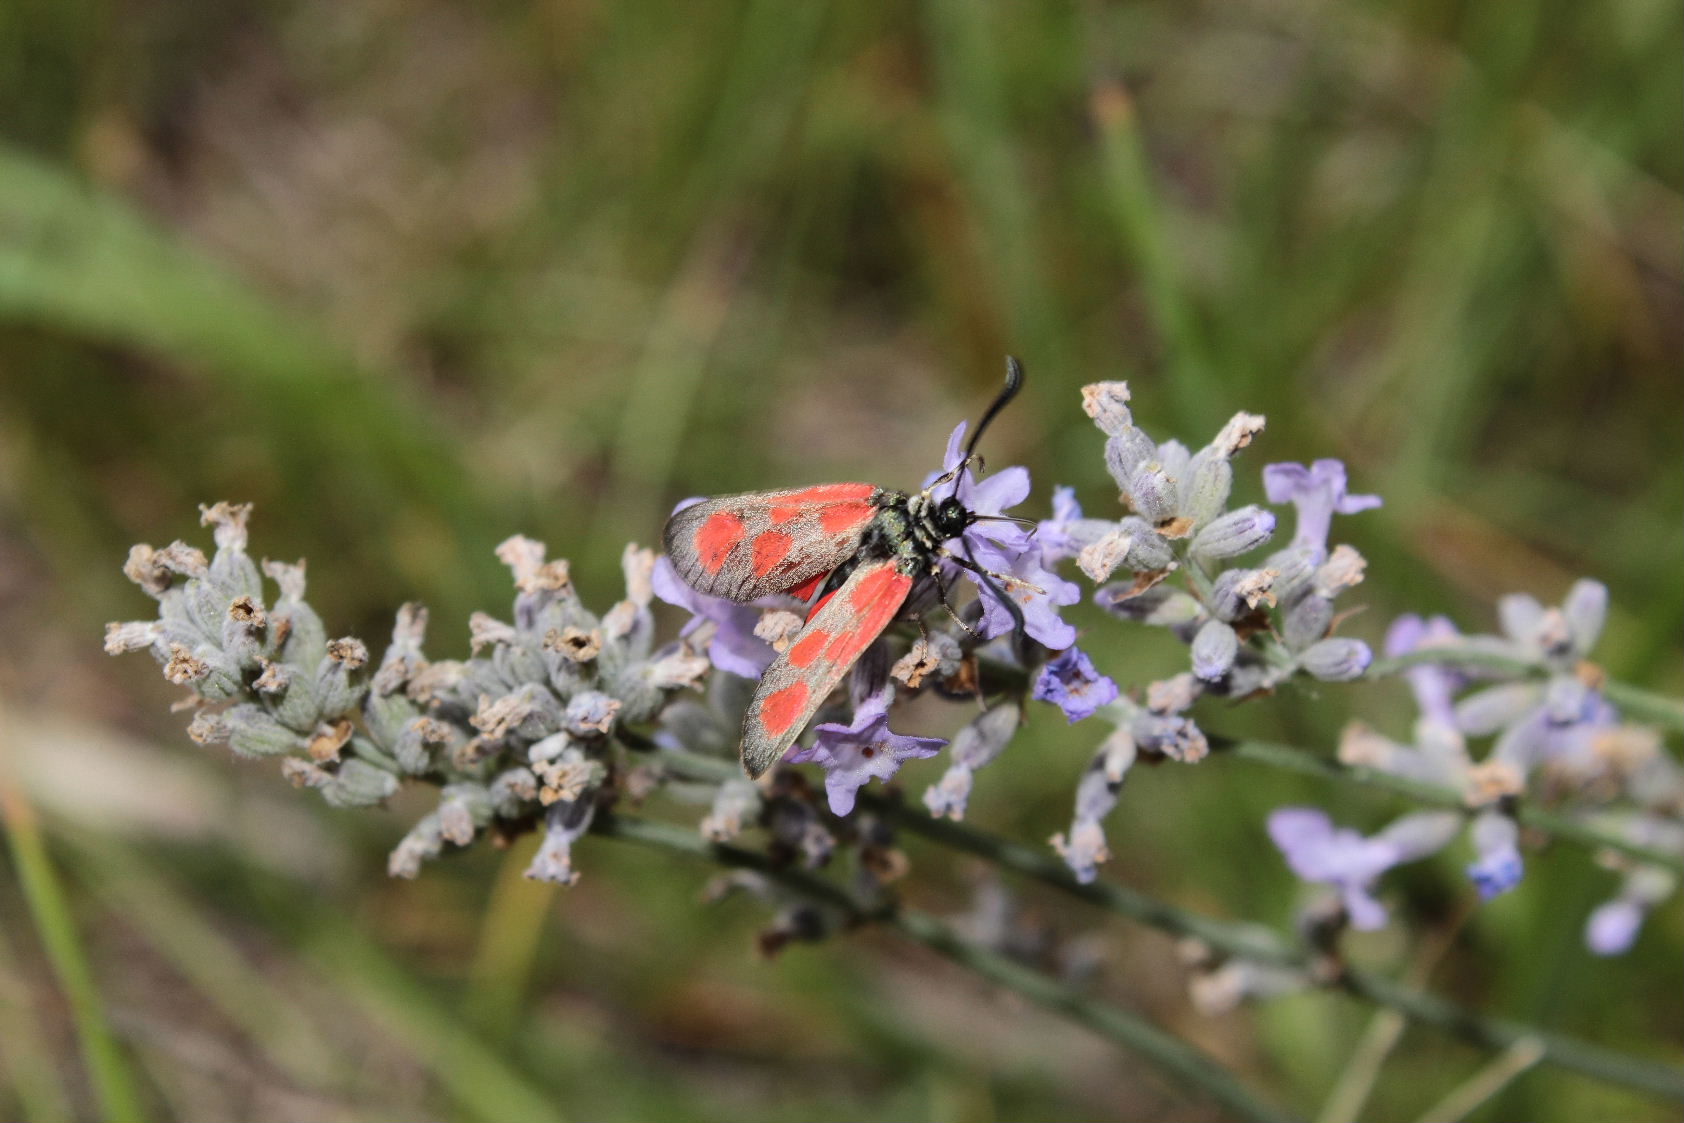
[663,358,1031,778]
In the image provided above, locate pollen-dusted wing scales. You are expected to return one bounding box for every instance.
[662,483,884,603]
[740,557,913,778]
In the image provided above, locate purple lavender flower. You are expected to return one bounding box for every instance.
[1036,486,1115,567]
[1383,614,1465,728]
[927,423,1080,650]
[1032,647,1119,723]
[1267,807,1458,930]
[1466,811,1524,899]
[651,556,774,679]
[785,686,945,816]
[1262,460,1381,552]
[1586,898,1645,956]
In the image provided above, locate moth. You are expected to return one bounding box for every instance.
[663,359,1028,778]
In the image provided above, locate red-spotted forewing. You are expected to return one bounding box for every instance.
[662,483,881,604]
[739,557,913,777]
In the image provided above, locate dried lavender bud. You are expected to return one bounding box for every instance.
[1312,545,1367,598]
[104,620,162,656]
[438,783,494,846]
[563,691,620,737]
[892,633,962,688]
[1189,506,1275,562]
[472,684,563,743]
[1081,381,1135,438]
[388,814,444,879]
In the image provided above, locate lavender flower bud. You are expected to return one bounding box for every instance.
[220,595,268,669]
[123,541,206,597]
[1095,585,1203,629]
[564,691,621,737]
[525,796,597,885]
[282,758,399,809]
[1466,811,1523,899]
[1543,673,1591,724]
[1209,568,1277,621]
[1189,506,1275,562]
[1312,545,1367,598]
[488,767,539,816]
[1051,818,1110,884]
[1264,543,1322,601]
[1562,579,1608,654]
[1191,619,1239,681]
[1454,682,1543,736]
[314,638,369,718]
[220,706,304,758]
[1282,593,1333,650]
[1300,638,1372,682]
[372,604,429,695]
[164,642,242,700]
[1132,712,1209,763]
[702,780,762,841]
[438,783,493,846]
[104,620,162,656]
[1125,462,1178,525]
[388,814,444,878]
[472,684,563,743]
[1179,453,1232,528]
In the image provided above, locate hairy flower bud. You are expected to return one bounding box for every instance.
[1191,619,1239,681]
[1300,638,1372,682]
[1189,506,1275,562]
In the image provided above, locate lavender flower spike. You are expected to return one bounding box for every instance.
[786,685,945,816]
[1262,460,1381,552]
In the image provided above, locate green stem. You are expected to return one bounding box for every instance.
[594,813,1298,1123]
[647,747,1683,1103]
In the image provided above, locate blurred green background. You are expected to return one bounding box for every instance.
[1,0,1679,1119]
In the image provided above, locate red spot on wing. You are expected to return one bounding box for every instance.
[695,512,745,573]
[759,682,811,737]
[818,503,874,535]
[751,530,795,577]
[822,567,913,667]
[850,563,904,610]
[788,629,831,668]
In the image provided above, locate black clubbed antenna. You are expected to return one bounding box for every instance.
[963,356,1024,463]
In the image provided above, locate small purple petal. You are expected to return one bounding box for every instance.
[1032,647,1119,723]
